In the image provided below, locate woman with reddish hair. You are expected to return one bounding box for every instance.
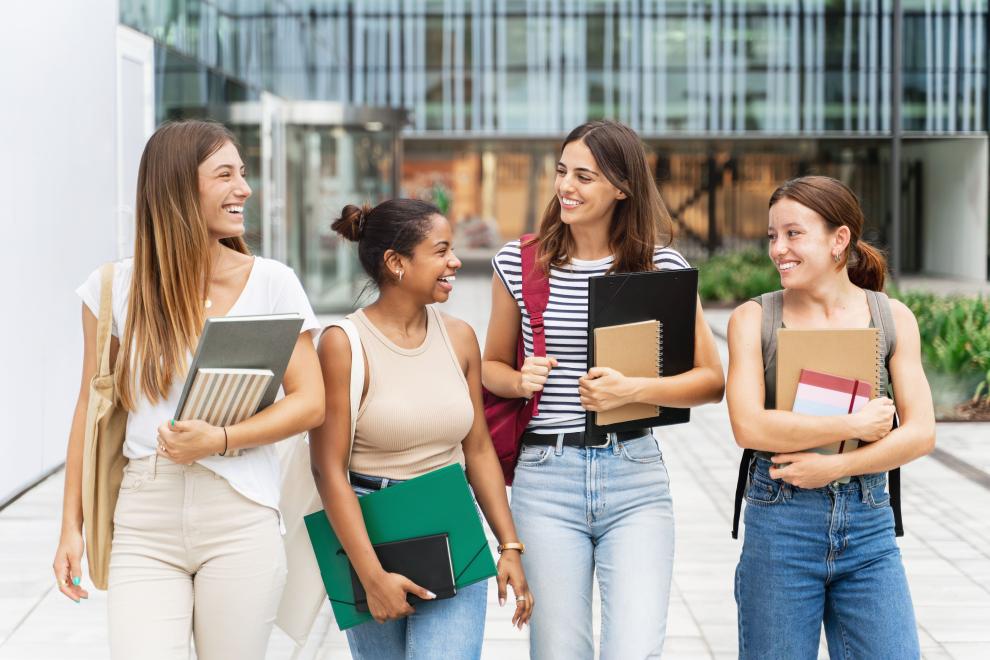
[726,175,935,658]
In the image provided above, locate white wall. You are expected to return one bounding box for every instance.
[0,1,120,504]
[904,137,989,281]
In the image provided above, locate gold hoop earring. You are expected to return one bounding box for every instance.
[833,252,841,263]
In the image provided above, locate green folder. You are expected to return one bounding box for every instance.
[304,464,497,630]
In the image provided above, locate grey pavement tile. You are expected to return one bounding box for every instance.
[940,642,990,659]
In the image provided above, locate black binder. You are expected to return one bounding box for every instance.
[586,268,698,435]
[349,533,457,612]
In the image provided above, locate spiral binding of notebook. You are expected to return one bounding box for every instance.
[873,330,885,398]
[655,321,664,416]
[178,368,274,456]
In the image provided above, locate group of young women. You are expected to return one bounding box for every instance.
[53,117,934,660]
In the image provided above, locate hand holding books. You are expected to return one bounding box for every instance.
[156,418,227,465]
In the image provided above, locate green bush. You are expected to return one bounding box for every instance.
[698,250,780,303]
[890,289,990,406]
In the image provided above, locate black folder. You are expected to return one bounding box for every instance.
[586,268,698,435]
[349,533,457,612]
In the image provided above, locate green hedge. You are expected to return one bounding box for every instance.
[890,290,990,406]
[697,250,779,303]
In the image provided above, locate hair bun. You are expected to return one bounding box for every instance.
[332,203,372,242]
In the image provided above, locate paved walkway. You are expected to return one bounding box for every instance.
[2,277,989,659]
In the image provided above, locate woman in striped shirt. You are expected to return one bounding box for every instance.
[482,120,725,659]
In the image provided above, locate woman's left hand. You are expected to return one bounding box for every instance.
[769,452,844,489]
[157,419,226,465]
[578,367,637,412]
[496,551,533,629]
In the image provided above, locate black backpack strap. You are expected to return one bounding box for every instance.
[732,448,754,539]
[732,292,781,539]
[866,290,904,537]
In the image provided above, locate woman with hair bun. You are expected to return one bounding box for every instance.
[309,199,532,659]
[726,175,936,658]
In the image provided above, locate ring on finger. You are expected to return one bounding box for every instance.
[515,595,526,602]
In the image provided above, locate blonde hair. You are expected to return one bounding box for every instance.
[116,120,249,410]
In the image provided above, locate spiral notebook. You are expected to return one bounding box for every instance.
[593,320,663,426]
[777,328,882,459]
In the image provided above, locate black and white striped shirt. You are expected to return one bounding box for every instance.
[492,240,691,434]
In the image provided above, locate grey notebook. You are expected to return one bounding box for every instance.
[174,314,305,427]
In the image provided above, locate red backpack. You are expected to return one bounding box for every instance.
[482,235,550,485]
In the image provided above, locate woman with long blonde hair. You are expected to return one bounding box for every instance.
[52,120,324,659]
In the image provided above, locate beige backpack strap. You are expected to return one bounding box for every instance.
[96,263,116,378]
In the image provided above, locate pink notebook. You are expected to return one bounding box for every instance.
[792,369,872,455]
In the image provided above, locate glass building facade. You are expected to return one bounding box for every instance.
[121,1,988,135]
[121,1,990,307]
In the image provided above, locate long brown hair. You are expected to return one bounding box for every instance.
[768,175,887,291]
[116,120,250,410]
[536,120,674,274]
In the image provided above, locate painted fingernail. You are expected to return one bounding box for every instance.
[72,577,81,586]
[170,419,175,427]
[499,597,505,606]
[425,591,436,599]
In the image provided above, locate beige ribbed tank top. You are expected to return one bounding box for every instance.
[348,305,474,480]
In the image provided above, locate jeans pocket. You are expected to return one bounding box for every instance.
[118,465,148,494]
[865,480,891,509]
[516,444,552,467]
[744,469,783,506]
[618,435,663,464]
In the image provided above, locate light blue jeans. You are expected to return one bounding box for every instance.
[735,457,920,659]
[344,477,489,660]
[510,433,676,660]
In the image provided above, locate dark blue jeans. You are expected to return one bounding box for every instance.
[344,474,488,660]
[735,457,920,659]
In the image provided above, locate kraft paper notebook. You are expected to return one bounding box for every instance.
[587,268,697,435]
[304,464,497,631]
[594,320,662,426]
[776,327,882,458]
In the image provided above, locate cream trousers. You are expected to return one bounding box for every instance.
[108,454,287,660]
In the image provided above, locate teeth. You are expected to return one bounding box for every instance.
[438,276,456,283]
[224,206,244,213]
[778,262,797,271]
[560,198,581,208]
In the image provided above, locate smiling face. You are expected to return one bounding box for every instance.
[768,197,850,288]
[387,214,462,304]
[197,140,251,240]
[555,139,626,228]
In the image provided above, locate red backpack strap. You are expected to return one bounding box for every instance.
[518,233,550,413]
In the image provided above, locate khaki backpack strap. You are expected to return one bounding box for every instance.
[756,290,783,370]
[96,263,116,379]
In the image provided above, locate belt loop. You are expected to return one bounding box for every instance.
[610,433,620,455]
[858,476,870,502]
[554,433,565,456]
[381,477,390,489]
[152,451,158,480]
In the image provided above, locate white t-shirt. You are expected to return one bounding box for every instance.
[77,256,320,526]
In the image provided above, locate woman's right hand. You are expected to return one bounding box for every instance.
[853,397,896,442]
[364,571,437,623]
[517,356,558,398]
[53,529,89,602]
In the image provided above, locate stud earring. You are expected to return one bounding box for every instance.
[396,270,404,282]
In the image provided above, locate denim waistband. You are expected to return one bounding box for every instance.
[752,456,887,492]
